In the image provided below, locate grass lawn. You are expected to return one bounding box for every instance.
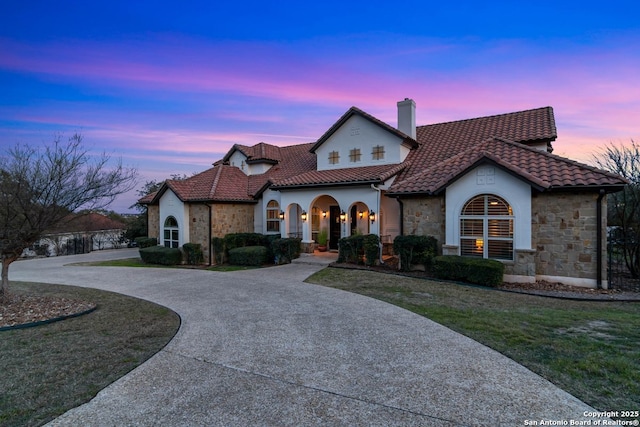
[306,267,640,413]
[76,258,260,272]
[0,282,180,427]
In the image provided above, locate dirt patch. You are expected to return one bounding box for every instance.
[0,294,96,329]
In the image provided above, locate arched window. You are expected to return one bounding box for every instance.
[460,194,513,260]
[266,200,280,233]
[163,216,179,248]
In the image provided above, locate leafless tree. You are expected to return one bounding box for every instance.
[594,139,640,278]
[0,134,137,300]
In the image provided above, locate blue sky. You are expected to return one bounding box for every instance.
[1,1,639,212]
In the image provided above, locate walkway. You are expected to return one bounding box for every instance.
[10,249,600,426]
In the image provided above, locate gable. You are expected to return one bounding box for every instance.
[314,114,409,171]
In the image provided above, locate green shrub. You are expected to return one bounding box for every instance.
[337,235,365,264]
[433,255,504,287]
[228,246,268,266]
[393,235,438,271]
[135,237,157,248]
[211,237,225,265]
[224,233,268,253]
[182,243,204,265]
[271,238,301,264]
[363,234,380,266]
[139,246,182,266]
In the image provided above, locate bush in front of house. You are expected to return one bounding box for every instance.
[139,246,182,266]
[393,235,438,271]
[433,255,504,287]
[211,237,225,265]
[363,234,380,266]
[224,233,268,252]
[271,238,302,264]
[182,243,204,265]
[337,235,364,264]
[135,237,157,248]
[228,246,268,266]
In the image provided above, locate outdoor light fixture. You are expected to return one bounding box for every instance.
[369,211,376,223]
[301,211,307,221]
[322,210,327,218]
[358,211,363,219]
[339,211,346,222]
[279,211,285,220]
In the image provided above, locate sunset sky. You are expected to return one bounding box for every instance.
[1,1,639,212]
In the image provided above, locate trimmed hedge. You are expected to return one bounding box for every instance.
[135,237,157,248]
[182,243,204,265]
[363,234,380,266]
[271,238,302,264]
[337,234,379,266]
[211,237,225,265]
[139,246,182,266]
[228,246,268,266]
[393,235,438,272]
[433,255,504,287]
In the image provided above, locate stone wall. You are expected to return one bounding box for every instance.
[189,204,212,264]
[147,205,160,240]
[532,191,606,285]
[211,203,255,237]
[400,196,446,249]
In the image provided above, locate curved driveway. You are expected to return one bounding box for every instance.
[11,249,598,426]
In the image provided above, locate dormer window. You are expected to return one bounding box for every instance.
[328,151,340,165]
[372,145,385,160]
[349,148,361,163]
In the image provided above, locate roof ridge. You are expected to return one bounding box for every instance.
[416,106,553,129]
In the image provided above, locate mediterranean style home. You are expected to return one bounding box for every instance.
[140,99,627,288]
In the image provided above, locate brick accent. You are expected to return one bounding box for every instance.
[532,191,606,282]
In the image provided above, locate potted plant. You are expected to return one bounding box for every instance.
[317,228,328,252]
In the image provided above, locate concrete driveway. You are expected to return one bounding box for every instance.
[11,249,599,426]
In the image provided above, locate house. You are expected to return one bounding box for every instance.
[26,212,127,257]
[140,99,627,288]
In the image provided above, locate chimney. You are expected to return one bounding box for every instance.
[397,98,416,139]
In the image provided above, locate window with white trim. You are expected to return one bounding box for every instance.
[163,216,179,248]
[266,200,280,233]
[460,194,513,260]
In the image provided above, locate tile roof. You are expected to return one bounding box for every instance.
[272,163,407,189]
[140,104,626,205]
[47,212,126,234]
[388,138,627,195]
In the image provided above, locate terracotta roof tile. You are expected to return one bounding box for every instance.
[272,163,406,188]
[389,138,627,195]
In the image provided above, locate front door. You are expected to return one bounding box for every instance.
[329,206,341,250]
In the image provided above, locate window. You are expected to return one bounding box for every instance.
[163,216,179,248]
[460,194,513,260]
[266,200,280,233]
[328,151,340,164]
[349,148,361,163]
[372,145,385,160]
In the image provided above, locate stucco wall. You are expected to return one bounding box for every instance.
[532,191,606,286]
[211,203,254,237]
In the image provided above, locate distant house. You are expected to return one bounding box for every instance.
[140,99,627,288]
[27,212,126,257]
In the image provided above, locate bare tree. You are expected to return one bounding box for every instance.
[0,134,137,300]
[593,139,640,278]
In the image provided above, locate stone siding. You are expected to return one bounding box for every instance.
[532,191,606,282]
[211,203,255,237]
[147,205,160,240]
[189,204,212,264]
[401,196,446,250]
